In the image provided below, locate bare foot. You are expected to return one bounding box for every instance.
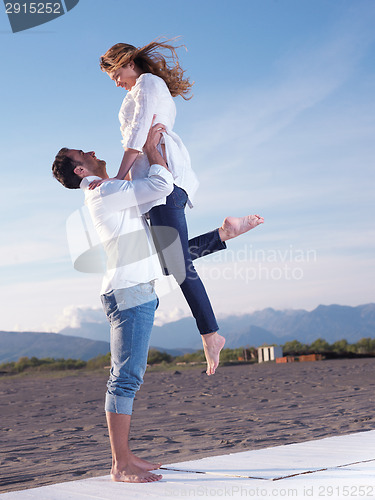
[111,460,162,483]
[202,332,226,376]
[219,214,264,242]
[129,452,161,471]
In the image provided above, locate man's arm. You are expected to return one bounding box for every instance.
[143,122,169,171]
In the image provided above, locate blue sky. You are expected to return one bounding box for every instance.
[1,0,374,333]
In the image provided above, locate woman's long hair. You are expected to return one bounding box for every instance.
[100,38,193,99]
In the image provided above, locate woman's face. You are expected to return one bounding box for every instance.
[108,62,140,91]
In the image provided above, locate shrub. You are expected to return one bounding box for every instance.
[174,350,205,363]
[147,349,173,365]
[283,340,309,355]
[86,353,111,370]
[309,338,331,354]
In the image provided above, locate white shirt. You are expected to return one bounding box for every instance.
[119,72,199,213]
[80,165,174,295]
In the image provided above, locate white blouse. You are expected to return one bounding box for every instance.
[118,72,199,213]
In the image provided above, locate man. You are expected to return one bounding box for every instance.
[52,123,263,483]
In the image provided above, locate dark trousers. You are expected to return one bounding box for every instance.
[149,185,226,335]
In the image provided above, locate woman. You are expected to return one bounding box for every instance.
[91,38,263,375]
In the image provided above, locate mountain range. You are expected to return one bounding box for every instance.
[0,332,110,364]
[60,303,375,349]
[1,303,374,363]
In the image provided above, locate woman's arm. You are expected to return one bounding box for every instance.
[117,148,139,180]
[88,148,137,188]
[89,75,161,189]
[121,74,160,152]
[118,77,165,179]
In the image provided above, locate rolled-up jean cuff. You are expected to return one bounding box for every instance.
[105,393,134,415]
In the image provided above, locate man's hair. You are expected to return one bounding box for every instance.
[52,148,82,189]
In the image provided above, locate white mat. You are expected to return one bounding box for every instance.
[2,430,375,499]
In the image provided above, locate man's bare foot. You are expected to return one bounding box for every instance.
[129,452,161,471]
[111,460,162,483]
[219,214,264,242]
[202,332,226,376]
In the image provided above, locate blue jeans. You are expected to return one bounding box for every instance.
[101,284,158,415]
[149,185,226,335]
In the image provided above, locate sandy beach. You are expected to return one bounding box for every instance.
[1,358,375,493]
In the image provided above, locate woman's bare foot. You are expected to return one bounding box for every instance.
[202,332,226,376]
[129,452,161,471]
[219,214,264,242]
[111,459,162,483]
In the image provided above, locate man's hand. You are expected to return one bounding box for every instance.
[143,119,169,171]
[144,121,166,154]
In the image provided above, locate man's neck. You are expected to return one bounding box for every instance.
[85,171,109,180]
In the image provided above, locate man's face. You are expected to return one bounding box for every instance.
[67,149,107,178]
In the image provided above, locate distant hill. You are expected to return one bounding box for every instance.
[245,303,375,343]
[1,304,374,363]
[59,317,292,350]
[0,331,110,364]
[60,322,110,342]
[0,332,192,364]
[149,319,286,350]
[149,303,375,349]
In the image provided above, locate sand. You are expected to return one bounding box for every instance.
[1,358,375,493]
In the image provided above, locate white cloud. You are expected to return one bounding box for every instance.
[53,305,105,331]
[1,275,103,332]
[154,307,187,327]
